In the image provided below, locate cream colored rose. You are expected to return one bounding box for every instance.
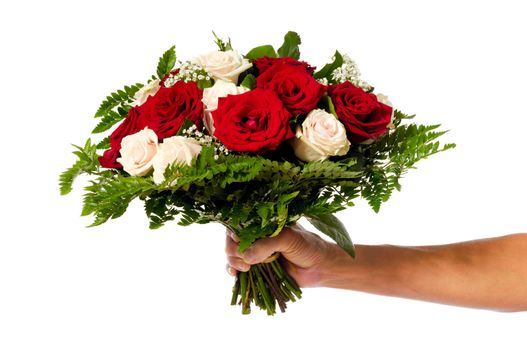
[152,136,202,185]
[292,109,350,162]
[202,80,249,134]
[117,128,159,176]
[133,79,161,106]
[193,50,252,84]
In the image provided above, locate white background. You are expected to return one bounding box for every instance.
[1,0,526,349]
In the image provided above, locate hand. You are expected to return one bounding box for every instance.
[225,223,345,287]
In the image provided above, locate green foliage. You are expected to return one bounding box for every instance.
[306,213,355,257]
[94,83,143,119]
[313,50,343,82]
[144,193,180,229]
[359,115,456,212]
[96,136,110,150]
[245,45,277,60]
[82,173,155,227]
[240,74,256,89]
[392,109,415,128]
[213,31,233,51]
[59,139,100,195]
[277,31,301,59]
[197,78,213,90]
[63,94,453,256]
[92,110,125,134]
[157,45,177,79]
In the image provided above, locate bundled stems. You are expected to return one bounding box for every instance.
[231,255,302,315]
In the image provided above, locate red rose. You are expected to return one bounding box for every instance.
[98,146,122,169]
[98,81,203,169]
[328,82,393,144]
[143,80,203,140]
[98,106,148,168]
[212,89,294,153]
[254,57,315,75]
[256,64,326,116]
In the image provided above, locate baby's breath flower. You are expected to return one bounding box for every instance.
[331,54,371,91]
[317,77,329,85]
[163,74,178,88]
[183,124,230,160]
[173,61,213,85]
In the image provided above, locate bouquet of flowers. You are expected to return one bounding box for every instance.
[60,31,455,315]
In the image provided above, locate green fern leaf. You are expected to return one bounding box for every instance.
[157,45,176,79]
[91,110,124,133]
[94,83,143,118]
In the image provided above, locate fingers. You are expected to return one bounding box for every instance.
[226,264,237,276]
[226,256,250,272]
[241,228,297,264]
[225,226,298,272]
[225,228,249,273]
[225,228,239,242]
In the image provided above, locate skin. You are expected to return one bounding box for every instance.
[225,224,527,312]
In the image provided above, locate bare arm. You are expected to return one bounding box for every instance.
[225,225,527,312]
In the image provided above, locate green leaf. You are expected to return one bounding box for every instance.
[240,74,256,89]
[306,213,355,257]
[94,83,143,118]
[245,45,277,60]
[59,139,99,195]
[91,110,124,134]
[197,79,213,90]
[277,31,301,59]
[212,31,233,51]
[157,45,177,80]
[82,174,155,227]
[59,161,83,195]
[360,119,456,212]
[96,136,110,150]
[313,50,343,80]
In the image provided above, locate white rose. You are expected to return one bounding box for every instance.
[152,136,202,185]
[292,109,350,162]
[117,128,159,176]
[193,50,252,84]
[376,93,395,130]
[133,79,161,106]
[202,80,249,134]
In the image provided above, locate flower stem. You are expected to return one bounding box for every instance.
[230,256,302,315]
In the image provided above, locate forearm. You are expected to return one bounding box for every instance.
[318,234,527,312]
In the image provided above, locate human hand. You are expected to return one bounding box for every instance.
[225,223,346,287]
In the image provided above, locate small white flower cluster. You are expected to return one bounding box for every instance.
[317,77,329,85]
[331,54,371,91]
[182,124,229,160]
[163,61,213,88]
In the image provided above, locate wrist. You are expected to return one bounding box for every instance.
[314,242,365,289]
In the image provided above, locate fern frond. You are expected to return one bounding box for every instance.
[94,83,143,118]
[59,139,99,195]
